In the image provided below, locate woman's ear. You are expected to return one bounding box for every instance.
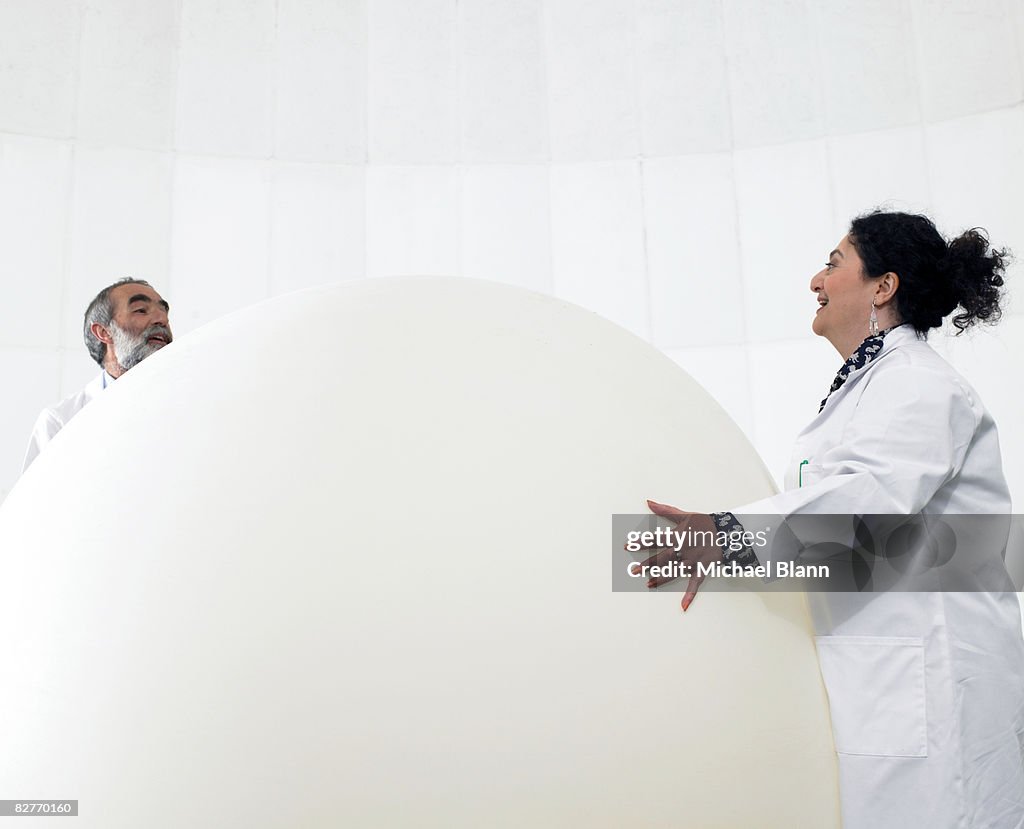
[877,271,899,305]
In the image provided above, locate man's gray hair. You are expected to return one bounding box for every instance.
[83,278,152,367]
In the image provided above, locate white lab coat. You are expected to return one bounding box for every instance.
[23,372,111,471]
[730,325,1024,828]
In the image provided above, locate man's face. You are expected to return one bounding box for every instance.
[105,283,173,372]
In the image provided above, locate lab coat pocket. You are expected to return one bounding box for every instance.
[814,635,927,757]
[798,462,822,488]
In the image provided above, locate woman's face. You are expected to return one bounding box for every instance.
[809,234,878,350]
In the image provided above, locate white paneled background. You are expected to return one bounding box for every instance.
[1,0,1023,508]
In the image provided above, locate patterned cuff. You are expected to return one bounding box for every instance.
[710,511,759,567]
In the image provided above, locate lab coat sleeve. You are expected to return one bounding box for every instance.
[726,363,978,566]
[710,510,760,565]
[23,409,63,472]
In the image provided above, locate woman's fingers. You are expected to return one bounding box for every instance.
[682,573,705,611]
[632,506,718,599]
[646,499,687,522]
[627,549,663,577]
[627,545,680,588]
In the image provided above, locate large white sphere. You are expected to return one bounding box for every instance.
[0,279,838,827]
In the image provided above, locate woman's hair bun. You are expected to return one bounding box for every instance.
[848,211,1010,334]
[940,228,1007,332]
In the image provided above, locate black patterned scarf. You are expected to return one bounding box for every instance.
[818,325,904,413]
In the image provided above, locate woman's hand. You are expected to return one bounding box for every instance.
[633,501,724,612]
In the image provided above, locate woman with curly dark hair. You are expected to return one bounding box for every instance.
[641,210,1024,827]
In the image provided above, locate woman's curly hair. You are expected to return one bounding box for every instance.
[849,210,1009,334]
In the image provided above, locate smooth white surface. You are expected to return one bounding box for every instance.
[459,0,548,163]
[0,137,71,349]
[175,0,276,158]
[275,0,366,164]
[722,0,822,148]
[666,344,755,438]
[170,156,273,329]
[0,279,839,827]
[365,165,460,277]
[59,347,98,402]
[827,127,930,223]
[270,162,366,293]
[927,108,1024,276]
[0,0,80,137]
[368,0,457,163]
[636,0,732,155]
[643,153,744,348]
[733,139,834,343]
[460,165,553,293]
[545,0,640,161]
[815,0,919,135]
[549,161,649,339]
[76,0,178,149]
[913,0,1022,122]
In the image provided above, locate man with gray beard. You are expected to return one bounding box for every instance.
[23,278,173,470]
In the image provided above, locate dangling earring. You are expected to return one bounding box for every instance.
[869,298,879,336]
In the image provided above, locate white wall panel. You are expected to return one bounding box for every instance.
[1014,1,1024,80]
[746,338,839,487]
[171,157,272,330]
[643,154,744,349]
[460,165,551,293]
[635,0,732,155]
[544,0,640,161]
[367,0,456,163]
[0,348,61,503]
[270,163,366,294]
[665,345,754,439]
[734,140,833,343]
[0,137,72,348]
[827,126,930,225]
[722,0,823,148]
[813,0,919,135]
[459,0,547,162]
[912,0,1021,122]
[175,0,275,158]
[549,161,648,339]
[64,146,174,345]
[276,0,366,163]
[59,347,99,402]
[0,0,80,137]
[365,165,458,277]
[926,107,1024,304]
[77,0,178,149]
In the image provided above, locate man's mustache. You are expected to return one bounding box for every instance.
[142,325,172,345]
